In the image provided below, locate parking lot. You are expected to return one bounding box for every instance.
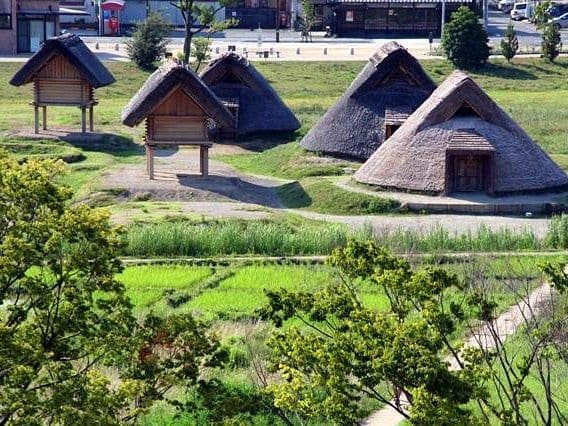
[486,9,568,46]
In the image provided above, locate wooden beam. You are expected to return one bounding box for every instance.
[81,107,86,134]
[201,145,209,177]
[89,107,94,132]
[42,106,47,130]
[147,145,155,180]
[34,106,39,134]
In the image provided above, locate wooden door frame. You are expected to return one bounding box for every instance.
[445,151,495,196]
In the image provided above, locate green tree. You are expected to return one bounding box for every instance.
[191,37,212,72]
[170,0,238,65]
[0,156,226,424]
[126,12,170,71]
[301,0,316,42]
[441,6,490,69]
[260,240,568,424]
[541,23,561,62]
[500,22,519,62]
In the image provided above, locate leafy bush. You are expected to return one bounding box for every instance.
[541,23,561,62]
[442,6,490,69]
[545,214,568,248]
[501,23,519,62]
[126,12,170,71]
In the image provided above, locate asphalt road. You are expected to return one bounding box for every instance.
[486,9,568,45]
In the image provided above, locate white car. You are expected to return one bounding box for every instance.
[551,12,568,29]
[498,0,515,12]
[511,2,528,20]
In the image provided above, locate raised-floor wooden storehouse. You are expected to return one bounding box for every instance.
[300,41,436,160]
[355,71,568,195]
[121,62,235,179]
[9,33,115,134]
[200,52,300,137]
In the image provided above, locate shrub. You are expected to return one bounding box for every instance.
[126,12,170,71]
[541,23,561,62]
[501,23,519,62]
[442,6,490,69]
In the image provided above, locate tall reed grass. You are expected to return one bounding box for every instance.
[122,216,568,258]
[122,220,368,257]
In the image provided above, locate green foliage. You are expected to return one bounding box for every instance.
[301,0,316,33]
[0,156,135,423]
[170,0,237,63]
[191,37,211,72]
[260,241,568,424]
[501,23,519,62]
[541,23,561,62]
[126,12,170,71]
[533,0,553,29]
[544,214,568,249]
[442,6,490,69]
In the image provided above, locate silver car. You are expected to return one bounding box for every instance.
[551,12,568,29]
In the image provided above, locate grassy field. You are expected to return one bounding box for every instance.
[2,58,568,214]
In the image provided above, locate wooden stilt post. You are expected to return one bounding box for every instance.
[42,106,47,130]
[202,145,209,176]
[81,107,86,134]
[199,146,204,176]
[34,105,39,134]
[89,106,94,132]
[148,145,155,180]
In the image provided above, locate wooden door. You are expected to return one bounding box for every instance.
[455,156,482,192]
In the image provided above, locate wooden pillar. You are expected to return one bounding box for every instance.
[89,106,94,132]
[42,106,47,130]
[146,145,155,180]
[81,107,86,134]
[200,145,209,177]
[34,106,39,134]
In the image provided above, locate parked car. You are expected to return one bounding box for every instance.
[498,0,515,12]
[511,2,529,19]
[550,12,568,29]
[550,3,568,18]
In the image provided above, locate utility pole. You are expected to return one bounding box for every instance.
[98,0,103,36]
[441,0,446,38]
[483,0,488,31]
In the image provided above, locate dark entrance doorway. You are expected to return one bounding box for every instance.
[455,156,483,192]
[446,152,494,195]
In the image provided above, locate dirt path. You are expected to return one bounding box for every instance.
[363,283,554,426]
[100,148,551,237]
[100,147,287,208]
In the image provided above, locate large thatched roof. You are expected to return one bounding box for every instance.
[200,52,300,136]
[121,62,235,130]
[300,41,436,160]
[355,70,568,195]
[10,33,115,88]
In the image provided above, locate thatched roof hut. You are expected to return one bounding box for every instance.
[122,62,236,179]
[300,41,436,160]
[10,33,115,88]
[9,33,115,134]
[355,71,568,195]
[122,62,234,130]
[200,52,300,136]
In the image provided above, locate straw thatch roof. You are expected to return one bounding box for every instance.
[10,33,115,88]
[121,62,235,130]
[200,52,300,136]
[300,41,436,160]
[355,70,568,195]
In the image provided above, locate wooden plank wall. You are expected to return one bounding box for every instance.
[150,116,206,142]
[34,54,91,105]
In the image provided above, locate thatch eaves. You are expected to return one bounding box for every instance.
[10,33,115,88]
[200,52,300,136]
[300,41,436,160]
[355,70,568,194]
[121,62,235,130]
